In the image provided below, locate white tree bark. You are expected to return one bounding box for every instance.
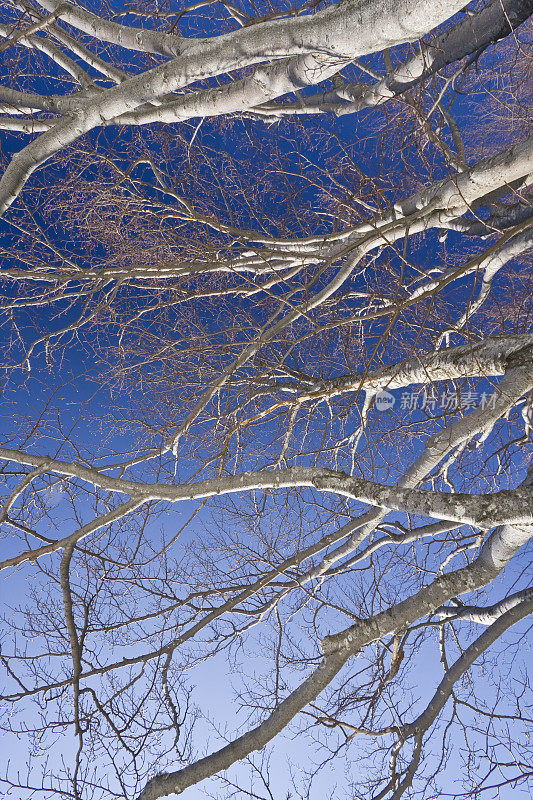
[1,3,532,798]
[136,513,533,799]
[0,0,471,214]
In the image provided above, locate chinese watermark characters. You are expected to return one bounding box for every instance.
[375,389,498,413]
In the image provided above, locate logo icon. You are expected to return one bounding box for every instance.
[375,390,395,412]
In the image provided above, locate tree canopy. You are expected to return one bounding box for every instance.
[0,1,532,799]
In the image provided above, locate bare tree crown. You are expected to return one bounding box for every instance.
[0,1,532,799]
